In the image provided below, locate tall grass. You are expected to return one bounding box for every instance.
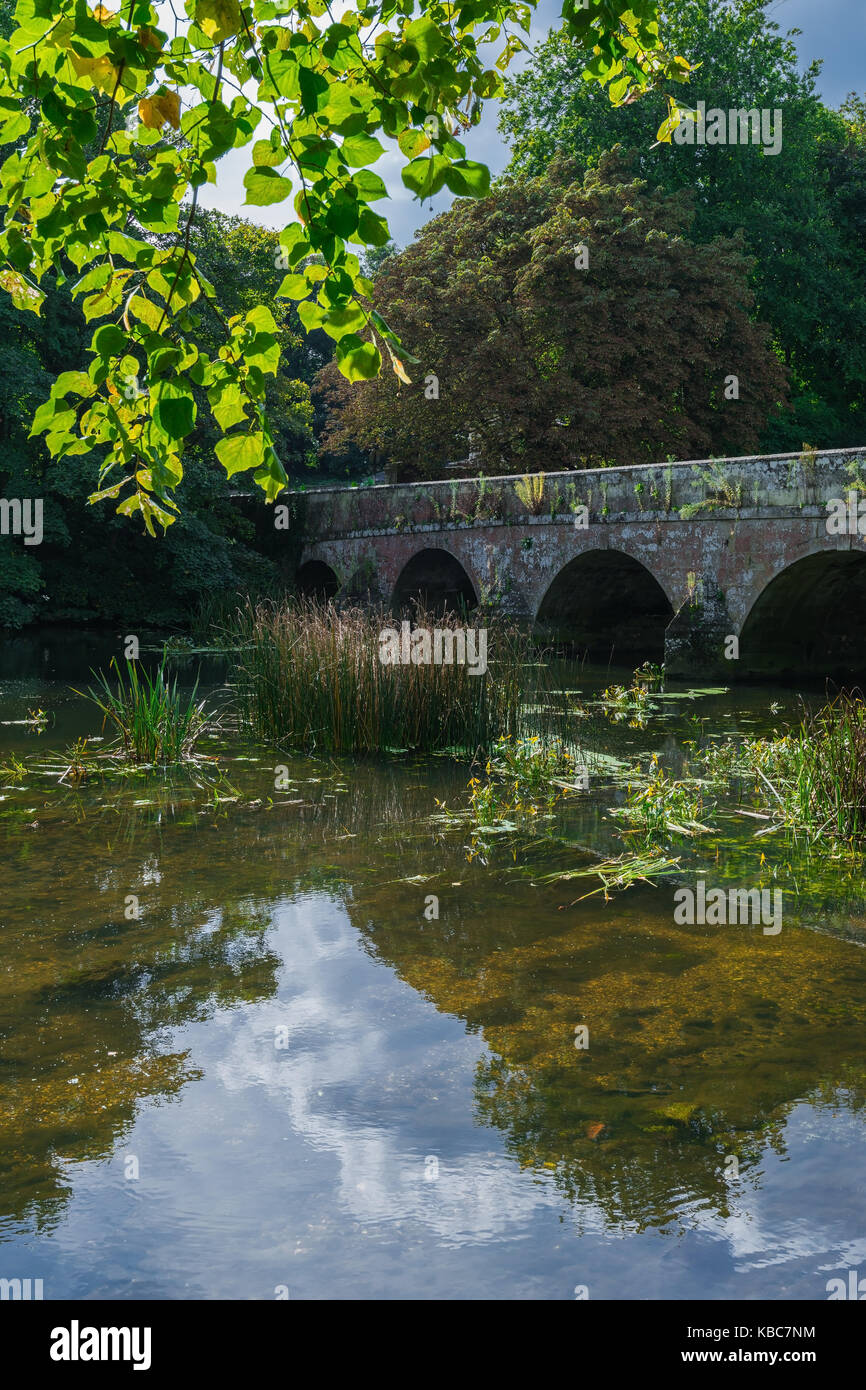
[79,656,212,764]
[232,598,553,755]
[777,691,866,842]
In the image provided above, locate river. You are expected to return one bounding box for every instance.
[1,629,864,1299]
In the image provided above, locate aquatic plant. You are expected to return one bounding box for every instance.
[458,735,588,830]
[611,754,714,846]
[0,752,27,783]
[489,735,581,793]
[541,850,681,902]
[77,657,213,765]
[597,682,652,726]
[697,690,866,846]
[632,661,664,690]
[232,599,547,756]
[58,736,91,785]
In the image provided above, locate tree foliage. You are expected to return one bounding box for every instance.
[317,152,788,479]
[0,203,317,628]
[0,0,691,528]
[500,0,866,450]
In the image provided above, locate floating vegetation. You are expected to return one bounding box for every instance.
[632,660,665,690]
[0,752,27,783]
[541,850,681,902]
[695,689,866,849]
[436,735,590,839]
[596,677,655,726]
[610,754,716,846]
[1,707,50,732]
[599,683,650,711]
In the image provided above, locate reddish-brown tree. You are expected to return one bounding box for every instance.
[317,151,789,481]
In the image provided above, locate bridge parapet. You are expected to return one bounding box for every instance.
[293,449,866,542]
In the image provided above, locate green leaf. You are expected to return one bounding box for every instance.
[215,431,266,478]
[152,380,196,441]
[298,300,327,332]
[352,169,388,202]
[341,133,385,167]
[357,208,391,247]
[92,324,127,358]
[245,304,278,335]
[401,154,450,200]
[192,0,243,44]
[322,303,367,341]
[276,274,309,300]
[243,167,293,207]
[298,65,329,114]
[403,17,446,61]
[335,334,381,381]
[252,139,286,168]
[397,129,431,159]
[209,381,248,430]
[253,446,288,502]
[326,196,360,237]
[53,371,94,398]
[277,222,311,267]
[443,159,490,198]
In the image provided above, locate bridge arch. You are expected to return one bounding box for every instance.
[739,549,866,681]
[536,549,674,662]
[295,559,340,600]
[391,547,478,616]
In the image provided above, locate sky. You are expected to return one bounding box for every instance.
[196,0,866,247]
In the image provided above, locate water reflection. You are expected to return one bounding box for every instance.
[1,646,865,1297]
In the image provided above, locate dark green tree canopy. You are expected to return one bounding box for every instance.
[500,0,866,450]
[0,202,318,629]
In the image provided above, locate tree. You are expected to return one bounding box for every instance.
[158,205,319,475]
[0,203,318,629]
[499,0,866,450]
[316,152,788,480]
[0,0,693,530]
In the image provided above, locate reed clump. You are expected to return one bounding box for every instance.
[78,656,213,765]
[231,598,542,755]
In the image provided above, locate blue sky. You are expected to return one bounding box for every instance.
[197,0,866,246]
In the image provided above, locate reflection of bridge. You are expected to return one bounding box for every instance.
[292,448,866,680]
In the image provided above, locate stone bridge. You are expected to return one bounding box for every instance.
[290,448,866,680]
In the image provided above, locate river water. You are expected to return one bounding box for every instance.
[1,630,864,1300]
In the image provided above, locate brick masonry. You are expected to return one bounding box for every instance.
[290,448,866,679]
